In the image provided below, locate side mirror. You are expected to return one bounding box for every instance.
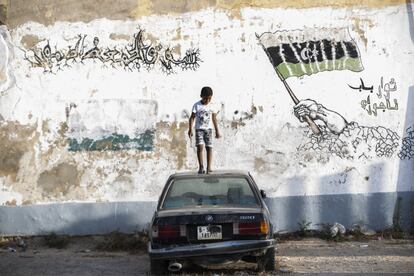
[260,189,266,199]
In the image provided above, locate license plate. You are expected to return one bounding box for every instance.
[197,225,222,240]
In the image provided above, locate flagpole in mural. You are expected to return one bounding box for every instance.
[258,28,364,135]
[274,66,321,135]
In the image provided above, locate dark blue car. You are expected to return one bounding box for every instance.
[148,170,276,275]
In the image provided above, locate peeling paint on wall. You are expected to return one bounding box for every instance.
[109,33,130,41]
[20,34,41,49]
[0,26,14,93]
[155,122,188,170]
[5,0,406,28]
[0,0,6,25]
[132,0,407,22]
[37,163,80,196]
[0,121,38,180]
[231,104,261,129]
[66,99,157,151]
[351,17,375,49]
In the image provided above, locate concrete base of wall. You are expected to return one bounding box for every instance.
[268,191,414,233]
[0,192,413,236]
[0,201,158,236]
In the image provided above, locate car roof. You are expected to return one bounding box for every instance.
[170,170,251,179]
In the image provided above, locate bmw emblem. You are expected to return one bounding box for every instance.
[205,215,213,223]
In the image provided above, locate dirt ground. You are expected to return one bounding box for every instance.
[1,236,414,275]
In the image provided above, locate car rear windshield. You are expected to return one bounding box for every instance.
[161,176,260,209]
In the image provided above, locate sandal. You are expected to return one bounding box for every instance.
[198,168,205,174]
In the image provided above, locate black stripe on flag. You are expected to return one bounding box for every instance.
[266,40,360,67]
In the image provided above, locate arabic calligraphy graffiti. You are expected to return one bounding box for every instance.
[398,126,414,159]
[348,77,398,116]
[360,95,398,116]
[23,29,201,74]
[377,77,397,97]
[348,77,373,92]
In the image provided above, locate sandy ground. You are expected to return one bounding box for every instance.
[0,236,414,275]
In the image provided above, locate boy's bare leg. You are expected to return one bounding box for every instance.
[206,147,212,173]
[197,145,205,173]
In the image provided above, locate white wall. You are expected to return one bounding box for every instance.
[0,4,413,207]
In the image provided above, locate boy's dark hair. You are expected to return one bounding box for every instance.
[200,86,213,97]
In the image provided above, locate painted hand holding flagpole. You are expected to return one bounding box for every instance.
[257,28,363,136]
[274,67,322,135]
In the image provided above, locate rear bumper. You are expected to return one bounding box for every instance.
[148,239,276,260]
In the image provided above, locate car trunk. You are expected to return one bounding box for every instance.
[151,207,268,246]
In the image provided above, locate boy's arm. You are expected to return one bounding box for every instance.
[188,113,196,138]
[212,113,221,138]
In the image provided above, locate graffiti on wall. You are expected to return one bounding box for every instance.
[348,77,399,116]
[258,28,364,136]
[66,99,157,151]
[294,99,400,159]
[258,28,410,160]
[257,28,364,80]
[399,126,414,159]
[24,29,201,74]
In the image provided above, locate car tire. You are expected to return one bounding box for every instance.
[257,246,275,272]
[150,258,167,276]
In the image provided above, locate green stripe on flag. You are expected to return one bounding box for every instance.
[276,58,363,79]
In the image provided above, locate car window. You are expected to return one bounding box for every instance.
[162,176,260,209]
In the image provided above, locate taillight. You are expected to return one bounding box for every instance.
[233,220,269,235]
[159,225,180,239]
[152,224,186,240]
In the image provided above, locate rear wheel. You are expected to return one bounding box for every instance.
[257,246,275,272]
[150,258,167,276]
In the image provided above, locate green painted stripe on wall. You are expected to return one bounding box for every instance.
[68,130,155,151]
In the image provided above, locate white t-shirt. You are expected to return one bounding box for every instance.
[191,100,218,130]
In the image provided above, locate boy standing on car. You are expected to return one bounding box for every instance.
[188,86,221,174]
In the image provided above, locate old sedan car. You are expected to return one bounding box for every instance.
[148,170,276,275]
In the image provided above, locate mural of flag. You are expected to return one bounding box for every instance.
[258,28,363,80]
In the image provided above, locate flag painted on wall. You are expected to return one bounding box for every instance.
[258,28,363,80]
